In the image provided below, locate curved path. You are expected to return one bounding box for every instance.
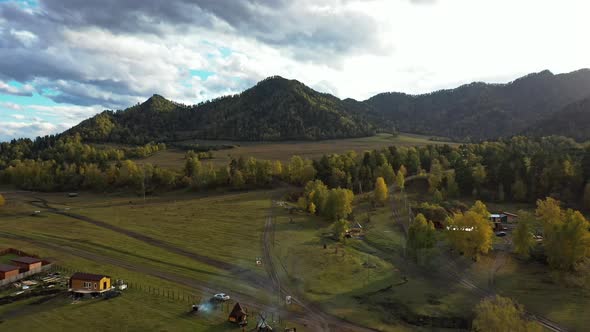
[29,197,269,290]
[262,203,380,332]
[390,190,566,332]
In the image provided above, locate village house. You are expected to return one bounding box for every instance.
[69,272,112,294]
[0,264,20,280]
[11,257,42,272]
[502,212,518,223]
[346,222,364,238]
[489,214,508,231]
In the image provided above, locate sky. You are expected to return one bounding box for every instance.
[1,0,589,141]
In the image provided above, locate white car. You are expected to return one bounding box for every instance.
[212,293,230,301]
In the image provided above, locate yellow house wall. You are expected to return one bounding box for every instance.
[71,277,111,290]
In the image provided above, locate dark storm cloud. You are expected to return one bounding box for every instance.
[34,0,380,56]
[0,0,382,109]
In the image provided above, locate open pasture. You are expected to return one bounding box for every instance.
[138,133,457,169]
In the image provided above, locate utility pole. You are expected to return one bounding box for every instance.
[142,166,146,203]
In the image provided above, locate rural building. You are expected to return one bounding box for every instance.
[346,222,364,238]
[11,257,42,272]
[69,272,112,293]
[502,212,518,223]
[228,302,248,325]
[0,264,20,280]
[489,214,508,231]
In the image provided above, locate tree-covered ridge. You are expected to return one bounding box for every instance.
[67,76,376,144]
[526,96,590,142]
[365,69,590,141]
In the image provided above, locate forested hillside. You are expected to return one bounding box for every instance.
[67,77,376,144]
[65,70,590,144]
[526,97,590,141]
[365,69,590,141]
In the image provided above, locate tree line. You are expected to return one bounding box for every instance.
[2,135,590,213]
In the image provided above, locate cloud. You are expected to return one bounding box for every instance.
[1,0,590,142]
[0,119,69,141]
[9,28,38,47]
[409,0,436,4]
[28,104,105,121]
[0,0,385,116]
[35,0,382,59]
[0,80,35,96]
[0,102,24,111]
[11,114,25,120]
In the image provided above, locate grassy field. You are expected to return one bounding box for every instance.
[138,133,457,169]
[1,172,587,331]
[401,178,590,331]
[0,189,308,331]
[269,193,482,331]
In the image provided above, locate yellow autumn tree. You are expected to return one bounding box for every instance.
[446,203,493,260]
[536,197,563,228]
[374,177,389,206]
[272,160,283,178]
[473,296,541,332]
[512,211,537,259]
[395,171,405,190]
[470,200,490,219]
[0,194,5,207]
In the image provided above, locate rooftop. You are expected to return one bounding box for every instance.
[11,256,42,264]
[0,264,19,272]
[70,272,110,281]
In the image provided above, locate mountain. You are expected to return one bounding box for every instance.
[365,69,590,140]
[526,97,590,141]
[67,69,590,144]
[67,76,376,144]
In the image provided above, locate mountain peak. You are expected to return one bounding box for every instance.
[138,94,177,112]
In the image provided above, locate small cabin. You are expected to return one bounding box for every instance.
[228,302,248,325]
[347,222,364,238]
[502,212,518,223]
[11,257,42,272]
[69,272,112,293]
[0,264,20,280]
[489,214,508,231]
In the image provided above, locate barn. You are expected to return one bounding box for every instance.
[11,257,42,272]
[0,264,20,280]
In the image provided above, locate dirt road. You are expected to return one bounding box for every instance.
[262,204,381,332]
[390,192,566,332]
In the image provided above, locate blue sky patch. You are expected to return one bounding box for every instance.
[190,69,215,80]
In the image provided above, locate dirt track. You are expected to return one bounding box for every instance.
[0,231,322,328]
[29,197,270,291]
[14,194,333,330]
[391,191,566,332]
[262,203,380,332]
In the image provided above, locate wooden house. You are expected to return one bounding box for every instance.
[502,212,518,223]
[228,302,248,325]
[347,222,364,237]
[69,272,112,294]
[11,257,42,272]
[0,264,20,280]
[489,214,508,231]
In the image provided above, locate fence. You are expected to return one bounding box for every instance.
[0,263,54,287]
[4,263,286,327]
[0,247,42,258]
